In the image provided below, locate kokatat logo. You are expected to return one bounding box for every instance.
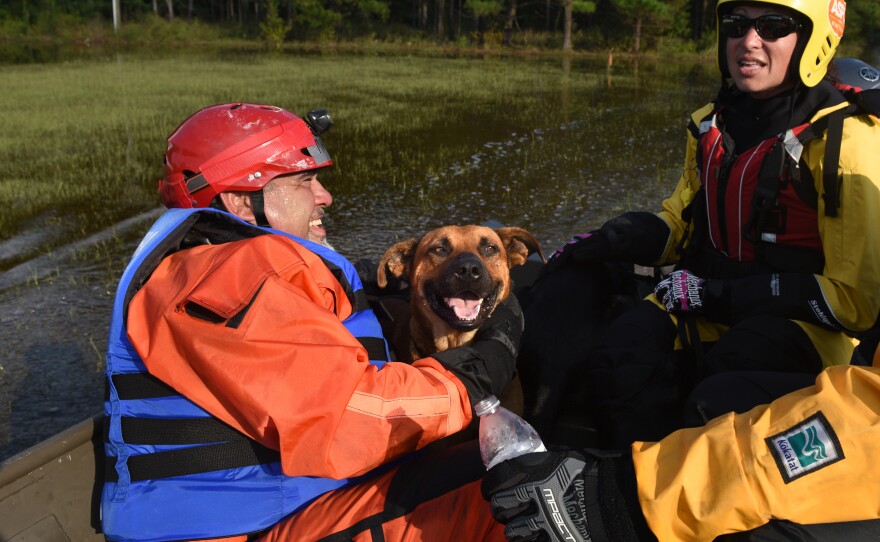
[766,412,844,484]
[789,425,828,467]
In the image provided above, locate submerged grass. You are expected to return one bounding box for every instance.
[0,47,717,265]
[0,51,596,239]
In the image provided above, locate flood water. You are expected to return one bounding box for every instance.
[0,48,722,460]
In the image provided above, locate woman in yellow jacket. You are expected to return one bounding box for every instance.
[528,0,880,451]
[483,0,880,537]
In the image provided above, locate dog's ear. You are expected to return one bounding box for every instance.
[377,238,419,288]
[495,227,546,268]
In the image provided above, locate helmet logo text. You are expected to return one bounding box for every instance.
[828,0,845,38]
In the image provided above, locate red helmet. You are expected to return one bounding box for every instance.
[159,103,333,208]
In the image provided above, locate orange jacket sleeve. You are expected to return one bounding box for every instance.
[126,234,473,480]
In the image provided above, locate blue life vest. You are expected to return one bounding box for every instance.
[101,208,391,542]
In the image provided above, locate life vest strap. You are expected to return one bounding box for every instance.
[111,372,177,400]
[109,416,252,446]
[745,139,787,242]
[822,109,844,217]
[359,336,390,361]
[106,437,281,483]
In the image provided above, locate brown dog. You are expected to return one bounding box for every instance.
[376,225,545,411]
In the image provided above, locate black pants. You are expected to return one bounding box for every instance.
[587,300,824,448]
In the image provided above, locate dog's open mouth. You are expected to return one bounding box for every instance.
[445,292,483,322]
[426,285,499,330]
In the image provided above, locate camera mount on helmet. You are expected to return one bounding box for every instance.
[306,109,333,135]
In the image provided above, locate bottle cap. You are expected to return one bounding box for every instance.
[474,395,500,417]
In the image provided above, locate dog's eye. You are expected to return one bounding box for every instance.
[481,244,499,255]
[429,246,448,256]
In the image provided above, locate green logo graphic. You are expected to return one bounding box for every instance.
[788,425,828,467]
[767,412,843,483]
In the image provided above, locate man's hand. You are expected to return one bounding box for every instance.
[482,449,654,542]
[354,258,407,296]
[474,294,524,358]
[482,450,592,541]
[541,232,611,276]
[432,295,524,406]
[654,269,706,313]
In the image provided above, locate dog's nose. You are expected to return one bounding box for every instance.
[454,260,483,281]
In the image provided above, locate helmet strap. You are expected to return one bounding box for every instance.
[789,19,811,84]
[250,190,271,227]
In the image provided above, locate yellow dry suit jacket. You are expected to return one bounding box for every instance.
[633,363,880,540]
[652,99,880,365]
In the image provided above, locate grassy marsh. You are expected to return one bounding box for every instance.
[0,49,716,263]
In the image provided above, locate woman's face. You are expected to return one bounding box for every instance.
[725,4,801,98]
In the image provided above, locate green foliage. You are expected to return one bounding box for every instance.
[117,14,229,43]
[292,0,343,39]
[655,34,713,58]
[572,1,597,15]
[0,15,28,37]
[466,0,504,18]
[0,0,872,62]
[290,0,390,40]
[260,0,292,50]
[356,0,391,21]
[844,1,880,48]
[610,0,672,23]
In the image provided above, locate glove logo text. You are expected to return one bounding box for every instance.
[765,411,844,484]
[542,488,578,541]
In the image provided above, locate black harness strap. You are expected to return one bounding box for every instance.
[318,255,371,313]
[105,395,283,483]
[116,416,250,446]
[821,109,845,217]
[744,138,787,243]
[106,438,280,483]
[112,372,177,399]
[358,336,389,361]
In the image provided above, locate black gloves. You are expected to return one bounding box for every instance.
[481,449,655,542]
[542,232,613,275]
[653,269,728,322]
[541,212,670,277]
[653,269,709,314]
[432,295,524,407]
[652,270,844,331]
[354,258,407,296]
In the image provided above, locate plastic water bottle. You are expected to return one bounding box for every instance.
[475,395,547,470]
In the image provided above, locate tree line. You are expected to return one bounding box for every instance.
[3,0,877,53]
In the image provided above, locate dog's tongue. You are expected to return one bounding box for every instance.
[445,295,482,321]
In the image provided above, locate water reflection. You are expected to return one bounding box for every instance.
[0,51,716,460]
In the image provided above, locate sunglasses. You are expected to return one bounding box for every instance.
[720,14,802,40]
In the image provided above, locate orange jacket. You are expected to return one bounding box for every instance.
[126,233,472,480]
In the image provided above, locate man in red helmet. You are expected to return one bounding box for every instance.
[101,103,515,541]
